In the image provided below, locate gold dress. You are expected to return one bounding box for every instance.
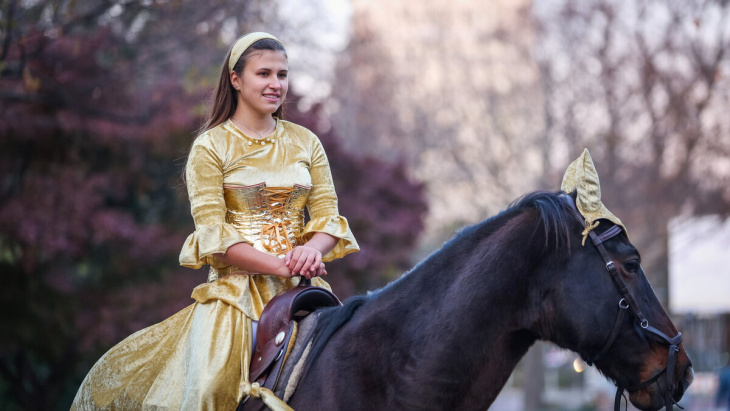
[71,119,359,410]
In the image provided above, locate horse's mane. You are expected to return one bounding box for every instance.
[421,190,573,264]
[303,190,573,369]
[512,190,574,252]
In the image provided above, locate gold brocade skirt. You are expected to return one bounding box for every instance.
[71,275,266,411]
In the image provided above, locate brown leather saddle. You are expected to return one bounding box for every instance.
[238,279,340,411]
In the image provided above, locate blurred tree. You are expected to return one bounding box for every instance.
[533,0,730,302]
[0,1,426,409]
[330,1,543,242]
[287,99,428,296]
[333,0,730,301]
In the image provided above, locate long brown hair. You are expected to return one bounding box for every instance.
[198,38,287,135]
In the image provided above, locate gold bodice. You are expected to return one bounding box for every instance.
[223,184,310,255]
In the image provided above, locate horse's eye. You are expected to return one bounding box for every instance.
[623,260,640,274]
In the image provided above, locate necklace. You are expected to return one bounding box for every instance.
[231,116,275,140]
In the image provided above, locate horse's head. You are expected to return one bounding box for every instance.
[536,194,693,411]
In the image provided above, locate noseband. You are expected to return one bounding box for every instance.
[560,195,683,411]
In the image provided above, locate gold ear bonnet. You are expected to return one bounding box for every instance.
[561,148,627,244]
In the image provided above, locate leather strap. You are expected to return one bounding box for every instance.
[589,298,629,365]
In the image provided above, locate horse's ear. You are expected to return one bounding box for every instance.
[561,148,628,238]
[561,149,597,203]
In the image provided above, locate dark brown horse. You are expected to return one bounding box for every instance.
[287,191,693,410]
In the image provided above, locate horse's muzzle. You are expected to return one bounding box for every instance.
[628,360,694,411]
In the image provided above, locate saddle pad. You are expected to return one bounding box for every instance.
[275,312,320,402]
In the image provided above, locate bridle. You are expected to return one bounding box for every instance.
[560,195,684,411]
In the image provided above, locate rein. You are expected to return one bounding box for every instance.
[560,195,683,411]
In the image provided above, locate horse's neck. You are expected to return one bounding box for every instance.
[293,214,544,409]
[356,231,539,407]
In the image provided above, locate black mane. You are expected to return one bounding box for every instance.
[304,190,573,368]
[423,190,574,264]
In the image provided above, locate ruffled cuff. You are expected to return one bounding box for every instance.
[179,224,250,269]
[301,215,360,261]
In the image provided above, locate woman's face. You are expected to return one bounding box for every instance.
[232,50,288,117]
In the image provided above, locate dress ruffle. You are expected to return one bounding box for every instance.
[301,215,359,262]
[179,224,249,269]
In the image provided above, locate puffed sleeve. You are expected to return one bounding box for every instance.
[301,134,359,261]
[179,136,249,269]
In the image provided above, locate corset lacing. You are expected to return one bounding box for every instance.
[260,187,296,254]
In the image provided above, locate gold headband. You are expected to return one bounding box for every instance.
[228,32,282,72]
[561,148,627,244]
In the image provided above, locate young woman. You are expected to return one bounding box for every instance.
[71,32,359,410]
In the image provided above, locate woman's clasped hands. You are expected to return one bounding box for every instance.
[285,245,327,279]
